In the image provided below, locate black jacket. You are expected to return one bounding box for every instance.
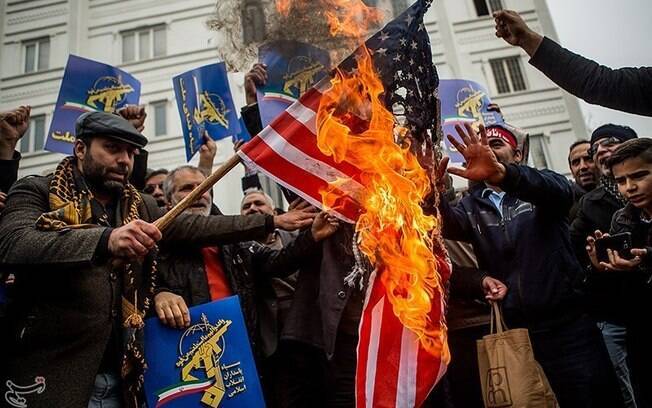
[530,37,652,117]
[157,230,317,358]
[0,151,20,193]
[609,204,652,321]
[440,164,584,329]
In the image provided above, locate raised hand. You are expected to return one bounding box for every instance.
[117,105,147,133]
[0,106,31,159]
[446,123,506,185]
[244,63,268,105]
[494,10,543,56]
[273,200,318,231]
[198,132,217,175]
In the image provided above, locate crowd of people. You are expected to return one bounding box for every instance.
[0,9,650,408]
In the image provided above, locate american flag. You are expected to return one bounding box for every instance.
[238,1,447,406]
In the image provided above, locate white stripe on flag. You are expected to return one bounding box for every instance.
[396,325,419,407]
[257,127,365,201]
[286,101,318,135]
[365,297,384,408]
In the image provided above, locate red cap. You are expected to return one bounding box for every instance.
[486,126,518,149]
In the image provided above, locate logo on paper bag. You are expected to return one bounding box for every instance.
[485,367,512,408]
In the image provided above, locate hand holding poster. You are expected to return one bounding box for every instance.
[173,63,240,161]
[44,55,141,155]
[439,79,503,165]
[256,40,330,128]
[144,296,264,408]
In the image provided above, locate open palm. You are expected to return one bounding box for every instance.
[446,123,505,184]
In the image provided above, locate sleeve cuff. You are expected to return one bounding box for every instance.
[529,36,556,68]
[265,214,275,233]
[498,163,521,192]
[93,227,114,264]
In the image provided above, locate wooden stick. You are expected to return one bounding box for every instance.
[154,154,241,232]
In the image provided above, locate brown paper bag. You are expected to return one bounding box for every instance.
[476,302,558,408]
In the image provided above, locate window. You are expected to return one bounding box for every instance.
[474,0,503,16]
[242,1,266,44]
[490,57,527,94]
[152,100,167,136]
[24,38,50,73]
[122,25,166,63]
[20,114,46,153]
[528,134,549,169]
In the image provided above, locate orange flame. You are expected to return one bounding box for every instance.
[316,48,449,358]
[275,0,384,38]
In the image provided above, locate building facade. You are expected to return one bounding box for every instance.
[0,0,586,214]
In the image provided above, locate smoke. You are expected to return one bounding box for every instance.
[205,0,387,72]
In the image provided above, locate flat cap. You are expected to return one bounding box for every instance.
[75,111,148,148]
[591,123,637,145]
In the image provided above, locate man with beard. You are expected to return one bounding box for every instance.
[155,166,338,407]
[570,124,639,407]
[568,140,598,220]
[0,111,316,408]
[437,122,622,407]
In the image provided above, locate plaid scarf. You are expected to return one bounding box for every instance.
[599,174,628,207]
[36,156,156,407]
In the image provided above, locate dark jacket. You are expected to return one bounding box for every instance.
[530,36,652,117]
[0,174,273,408]
[569,182,587,222]
[157,229,317,358]
[0,151,20,193]
[281,226,364,358]
[439,164,584,328]
[569,185,625,322]
[609,203,652,324]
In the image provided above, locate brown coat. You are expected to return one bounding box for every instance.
[0,174,272,408]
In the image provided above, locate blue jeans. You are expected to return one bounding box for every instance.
[88,373,122,408]
[599,321,638,408]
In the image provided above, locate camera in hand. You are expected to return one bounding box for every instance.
[595,232,633,263]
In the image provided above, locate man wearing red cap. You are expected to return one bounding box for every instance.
[436,122,622,407]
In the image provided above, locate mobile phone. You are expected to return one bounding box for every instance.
[595,232,633,263]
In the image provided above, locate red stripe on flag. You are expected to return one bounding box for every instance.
[241,135,360,221]
[269,111,364,184]
[296,87,323,112]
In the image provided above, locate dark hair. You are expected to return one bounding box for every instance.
[607,138,652,170]
[145,168,169,183]
[567,139,590,164]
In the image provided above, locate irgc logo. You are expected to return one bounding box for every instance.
[485,367,513,408]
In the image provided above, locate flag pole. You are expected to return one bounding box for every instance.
[153,154,241,232]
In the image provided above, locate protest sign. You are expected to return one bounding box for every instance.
[256,40,330,128]
[144,296,264,408]
[173,63,240,160]
[45,55,141,155]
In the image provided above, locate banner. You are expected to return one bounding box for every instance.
[44,55,141,155]
[439,79,503,165]
[144,296,264,408]
[256,40,330,128]
[173,63,241,161]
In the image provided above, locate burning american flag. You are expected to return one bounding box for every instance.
[237,1,450,406]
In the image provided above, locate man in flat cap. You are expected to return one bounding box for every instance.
[0,111,316,408]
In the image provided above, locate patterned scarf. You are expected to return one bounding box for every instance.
[599,174,628,207]
[36,156,156,407]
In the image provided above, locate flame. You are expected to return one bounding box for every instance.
[316,48,449,358]
[275,0,384,38]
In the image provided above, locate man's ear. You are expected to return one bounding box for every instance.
[514,149,523,164]
[73,139,87,161]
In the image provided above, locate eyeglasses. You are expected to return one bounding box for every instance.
[143,183,163,195]
[589,137,620,156]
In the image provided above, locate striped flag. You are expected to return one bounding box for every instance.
[237,1,447,406]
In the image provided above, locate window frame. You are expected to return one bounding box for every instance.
[489,56,528,94]
[473,0,503,16]
[23,37,50,73]
[121,24,166,63]
[20,114,47,154]
[151,100,168,137]
[528,133,551,169]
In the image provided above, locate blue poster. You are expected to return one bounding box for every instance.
[144,296,264,408]
[44,55,141,155]
[439,79,503,165]
[173,63,241,161]
[256,40,330,128]
[232,116,252,143]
